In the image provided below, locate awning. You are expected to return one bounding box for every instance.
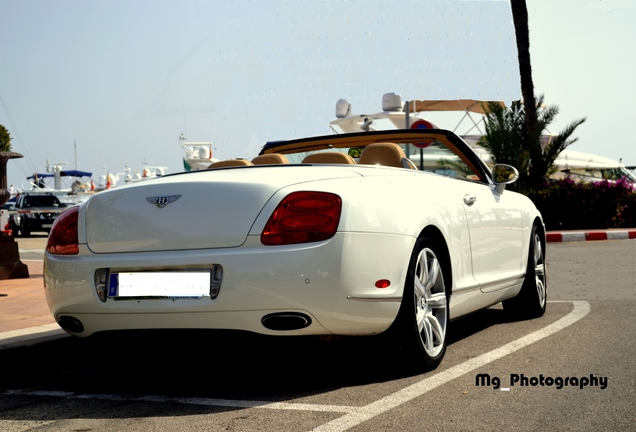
[27,170,92,180]
[408,99,506,115]
[60,170,92,177]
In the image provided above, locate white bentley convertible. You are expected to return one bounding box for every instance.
[44,129,546,370]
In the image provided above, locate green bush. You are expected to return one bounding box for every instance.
[0,124,11,152]
[526,177,636,230]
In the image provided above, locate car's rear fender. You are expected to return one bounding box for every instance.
[248,175,475,300]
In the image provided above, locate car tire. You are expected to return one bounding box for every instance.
[503,225,547,319]
[394,235,449,371]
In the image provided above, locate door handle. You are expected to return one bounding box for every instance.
[463,195,477,205]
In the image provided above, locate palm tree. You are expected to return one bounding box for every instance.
[510,0,537,151]
[527,97,587,186]
[493,2,587,190]
[479,97,586,191]
[477,100,528,181]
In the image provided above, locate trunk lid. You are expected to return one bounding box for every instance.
[85,166,360,253]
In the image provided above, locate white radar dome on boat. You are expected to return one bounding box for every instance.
[335,99,352,118]
[198,146,210,159]
[382,92,403,112]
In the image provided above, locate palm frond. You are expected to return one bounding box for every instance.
[480,94,586,191]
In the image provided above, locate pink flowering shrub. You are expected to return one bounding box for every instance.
[526,177,636,230]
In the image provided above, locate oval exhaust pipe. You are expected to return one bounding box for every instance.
[262,312,312,331]
[57,316,84,333]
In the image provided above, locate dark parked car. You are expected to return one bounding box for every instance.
[2,196,16,210]
[9,193,66,237]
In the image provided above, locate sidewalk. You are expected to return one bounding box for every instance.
[2,228,636,349]
[0,260,67,349]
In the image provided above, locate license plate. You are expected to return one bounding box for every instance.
[108,271,212,299]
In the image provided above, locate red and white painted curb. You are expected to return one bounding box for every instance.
[546,230,636,243]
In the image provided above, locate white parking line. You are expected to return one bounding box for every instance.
[313,300,590,432]
[3,301,590,432]
[4,390,355,414]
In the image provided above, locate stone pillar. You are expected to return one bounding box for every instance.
[0,152,29,279]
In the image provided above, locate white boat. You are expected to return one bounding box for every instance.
[330,93,499,135]
[329,93,504,172]
[330,93,635,183]
[180,133,219,171]
[26,160,95,205]
[551,149,636,183]
[97,160,168,189]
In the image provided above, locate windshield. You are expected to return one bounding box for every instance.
[620,168,636,182]
[284,139,481,182]
[566,167,636,182]
[24,195,62,207]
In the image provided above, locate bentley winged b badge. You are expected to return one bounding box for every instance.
[146,195,182,208]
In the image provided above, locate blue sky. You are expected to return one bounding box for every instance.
[1,0,634,188]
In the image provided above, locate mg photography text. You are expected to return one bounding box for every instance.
[475,373,608,390]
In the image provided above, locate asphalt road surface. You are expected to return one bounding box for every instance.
[1,239,635,431]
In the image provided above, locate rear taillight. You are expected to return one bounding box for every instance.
[46,206,79,255]
[261,192,342,246]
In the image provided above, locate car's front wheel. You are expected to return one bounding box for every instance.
[395,236,449,371]
[503,225,546,319]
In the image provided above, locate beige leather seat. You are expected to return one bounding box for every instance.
[358,142,413,169]
[301,152,356,164]
[207,159,254,169]
[251,154,290,165]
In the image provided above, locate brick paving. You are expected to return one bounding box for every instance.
[0,261,54,333]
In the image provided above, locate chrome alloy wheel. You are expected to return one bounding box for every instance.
[533,233,546,309]
[413,247,448,359]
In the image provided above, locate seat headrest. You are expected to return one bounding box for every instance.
[251,154,290,165]
[207,159,254,169]
[358,143,407,168]
[302,152,356,164]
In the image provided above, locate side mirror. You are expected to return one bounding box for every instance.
[492,164,519,194]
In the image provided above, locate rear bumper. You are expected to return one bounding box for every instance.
[44,232,414,337]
